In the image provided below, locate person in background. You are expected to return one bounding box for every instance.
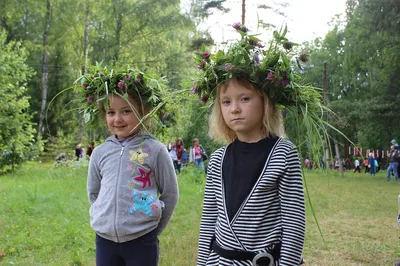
[182,149,188,167]
[189,138,205,171]
[387,144,399,182]
[320,155,325,169]
[368,152,376,176]
[363,158,369,173]
[174,138,185,174]
[75,143,83,161]
[304,158,310,170]
[87,141,95,158]
[167,142,178,172]
[354,157,361,173]
[84,67,178,266]
[390,139,399,177]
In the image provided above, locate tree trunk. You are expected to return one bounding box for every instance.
[241,0,245,25]
[37,0,52,137]
[77,1,90,143]
[113,5,123,62]
[323,62,343,176]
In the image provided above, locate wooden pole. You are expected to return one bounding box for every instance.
[241,0,245,25]
[323,62,343,176]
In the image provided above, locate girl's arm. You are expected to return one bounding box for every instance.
[154,146,179,235]
[278,146,305,266]
[87,149,101,204]
[197,158,218,265]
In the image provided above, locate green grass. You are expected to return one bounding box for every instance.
[0,162,399,265]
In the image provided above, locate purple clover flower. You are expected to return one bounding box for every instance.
[135,77,142,84]
[83,84,88,89]
[198,61,206,70]
[232,22,241,30]
[87,96,95,104]
[117,81,126,89]
[200,96,208,104]
[283,43,293,50]
[125,75,131,81]
[191,86,198,94]
[267,72,275,80]
[240,26,248,33]
[248,39,264,48]
[280,79,290,87]
[202,51,211,60]
[225,63,235,71]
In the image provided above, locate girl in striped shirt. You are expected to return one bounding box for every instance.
[196,77,305,266]
[191,21,325,266]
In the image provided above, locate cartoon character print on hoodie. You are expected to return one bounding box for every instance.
[127,146,160,218]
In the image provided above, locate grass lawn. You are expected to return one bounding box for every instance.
[0,161,399,265]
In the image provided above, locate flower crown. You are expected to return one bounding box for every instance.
[75,64,167,125]
[191,22,316,107]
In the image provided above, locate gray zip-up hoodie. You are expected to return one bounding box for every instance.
[87,131,179,243]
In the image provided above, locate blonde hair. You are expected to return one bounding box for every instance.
[208,77,285,143]
[192,138,199,146]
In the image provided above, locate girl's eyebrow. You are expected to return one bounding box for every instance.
[109,105,132,110]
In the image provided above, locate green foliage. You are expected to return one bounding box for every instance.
[1,0,198,144]
[73,63,168,127]
[192,24,316,108]
[300,0,400,151]
[0,30,43,173]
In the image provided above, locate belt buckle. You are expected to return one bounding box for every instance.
[252,252,275,266]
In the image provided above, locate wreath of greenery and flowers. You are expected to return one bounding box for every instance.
[74,64,167,126]
[191,22,319,109]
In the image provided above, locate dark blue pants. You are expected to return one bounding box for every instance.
[96,230,159,266]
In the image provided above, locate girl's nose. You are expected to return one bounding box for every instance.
[231,101,240,114]
[114,113,123,122]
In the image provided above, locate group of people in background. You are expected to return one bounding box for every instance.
[166,137,208,173]
[302,138,400,182]
[74,141,95,161]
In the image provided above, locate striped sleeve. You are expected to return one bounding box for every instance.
[278,145,305,266]
[197,151,220,265]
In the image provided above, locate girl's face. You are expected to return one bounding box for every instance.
[219,81,264,142]
[106,95,141,139]
[193,140,199,147]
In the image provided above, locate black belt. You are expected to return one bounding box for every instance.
[211,239,280,266]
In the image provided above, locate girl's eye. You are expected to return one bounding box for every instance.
[241,97,250,102]
[221,100,230,105]
[122,109,132,114]
[107,111,115,115]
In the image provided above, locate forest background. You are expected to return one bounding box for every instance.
[0,0,400,172]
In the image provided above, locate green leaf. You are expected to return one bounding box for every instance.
[84,112,91,124]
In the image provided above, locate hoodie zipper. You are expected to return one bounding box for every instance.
[114,146,124,242]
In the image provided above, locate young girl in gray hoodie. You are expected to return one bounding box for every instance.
[81,67,178,266]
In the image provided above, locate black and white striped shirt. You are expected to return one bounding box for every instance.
[197,138,305,266]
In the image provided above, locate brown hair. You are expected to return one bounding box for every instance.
[175,138,184,147]
[98,90,153,132]
[208,77,285,143]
